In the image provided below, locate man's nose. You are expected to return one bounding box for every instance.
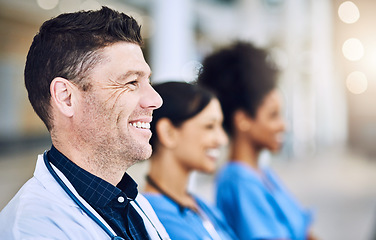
[141,84,163,110]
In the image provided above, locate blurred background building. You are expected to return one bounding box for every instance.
[1,0,376,239]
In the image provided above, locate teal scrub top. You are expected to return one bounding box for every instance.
[216,162,313,240]
[144,193,238,240]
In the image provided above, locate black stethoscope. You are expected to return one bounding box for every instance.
[43,152,166,240]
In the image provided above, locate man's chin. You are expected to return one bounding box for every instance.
[122,144,152,168]
[137,146,153,162]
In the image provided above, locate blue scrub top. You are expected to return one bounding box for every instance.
[144,193,238,240]
[216,162,313,240]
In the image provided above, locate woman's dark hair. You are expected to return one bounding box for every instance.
[24,6,143,130]
[150,81,215,151]
[198,41,278,136]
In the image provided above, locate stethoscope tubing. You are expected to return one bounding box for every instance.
[43,152,123,240]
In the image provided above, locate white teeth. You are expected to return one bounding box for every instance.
[206,149,220,158]
[130,122,150,129]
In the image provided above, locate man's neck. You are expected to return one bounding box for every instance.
[51,141,125,186]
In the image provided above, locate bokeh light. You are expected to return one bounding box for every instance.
[37,0,59,10]
[342,38,364,61]
[346,71,368,94]
[181,60,202,83]
[338,1,360,24]
[58,0,81,13]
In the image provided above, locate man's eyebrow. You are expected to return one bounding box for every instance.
[116,71,149,81]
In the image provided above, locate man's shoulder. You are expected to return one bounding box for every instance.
[0,176,75,222]
[0,177,106,239]
[0,178,61,238]
[4,174,69,206]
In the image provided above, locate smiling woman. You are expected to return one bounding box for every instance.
[198,41,317,240]
[143,81,237,240]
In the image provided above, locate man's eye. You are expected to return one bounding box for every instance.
[128,80,138,86]
[125,81,139,90]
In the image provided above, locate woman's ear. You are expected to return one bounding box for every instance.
[50,77,76,118]
[233,109,253,132]
[155,118,179,149]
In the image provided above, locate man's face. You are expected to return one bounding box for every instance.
[74,42,162,167]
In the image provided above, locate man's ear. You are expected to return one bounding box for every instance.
[155,118,179,149]
[50,77,76,118]
[233,109,253,132]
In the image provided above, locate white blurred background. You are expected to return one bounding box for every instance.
[1,0,376,239]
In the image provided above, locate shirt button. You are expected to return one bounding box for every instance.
[118,196,125,203]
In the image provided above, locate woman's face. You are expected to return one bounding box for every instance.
[173,98,228,173]
[247,90,286,152]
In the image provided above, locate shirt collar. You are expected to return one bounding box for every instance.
[47,145,139,207]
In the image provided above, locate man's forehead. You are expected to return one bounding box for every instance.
[92,43,150,77]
